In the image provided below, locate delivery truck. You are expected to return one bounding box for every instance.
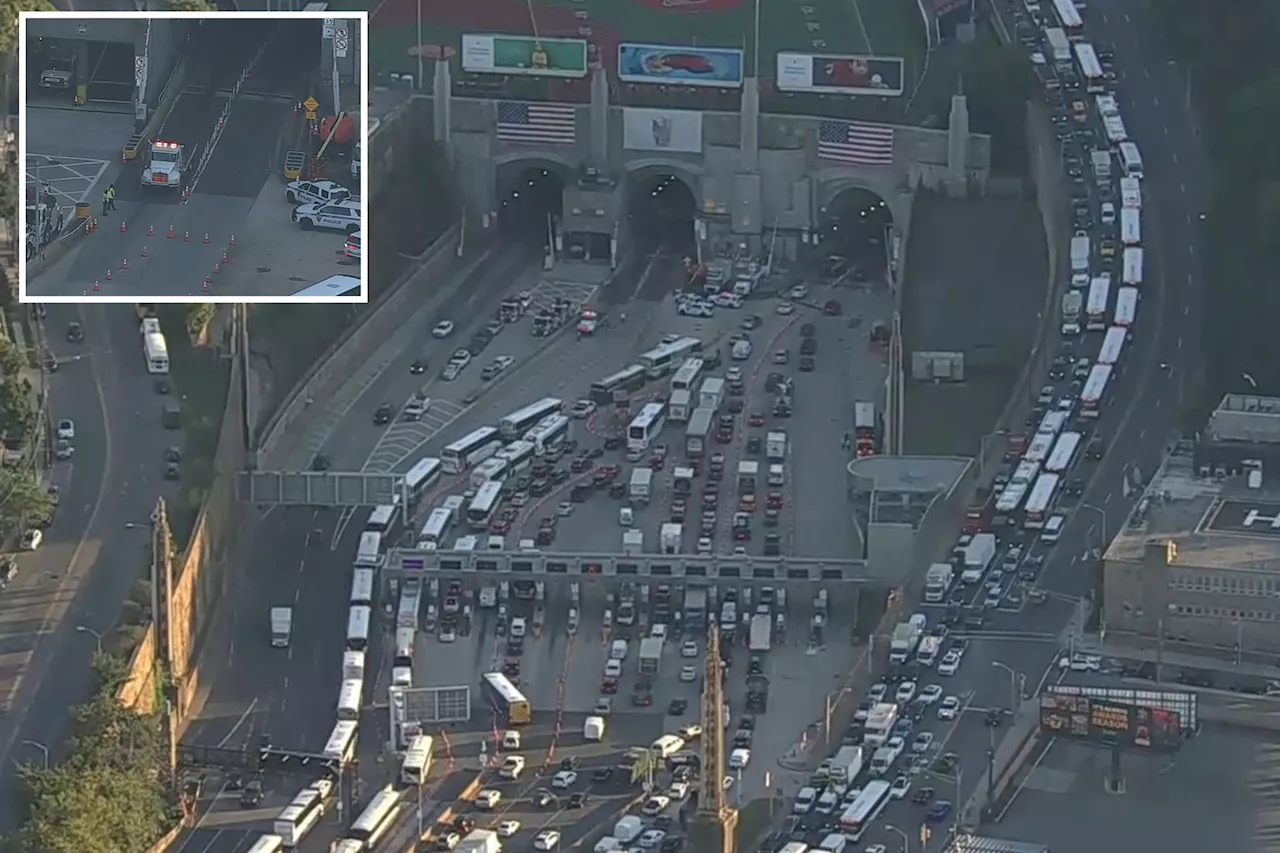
[766,431,788,460]
[960,532,998,583]
[270,606,292,647]
[660,522,683,555]
[622,529,644,556]
[638,637,663,674]
[1070,234,1090,274]
[748,613,771,652]
[737,460,758,493]
[698,377,725,411]
[828,745,864,786]
[629,468,653,504]
[923,563,953,603]
[887,620,923,663]
[668,388,692,423]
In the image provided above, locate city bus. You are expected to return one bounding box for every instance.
[1073,42,1104,92]
[143,332,170,374]
[401,457,442,504]
[481,671,532,724]
[343,649,366,682]
[627,401,668,452]
[349,567,376,605]
[365,504,400,535]
[323,720,358,764]
[353,531,382,569]
[1102,113,1128,146]
[496,440,537,475]
[337,678,363,721]
[1080,363,1112,419]
[246,836,284,853]
[589,363,647,403]
[470,455,509,489]
[1113,287,1139,328]
[400,734,435,786]
[994,481,1030,525]
[441,426,503,474]
[272,786,326,846]
[1011,459,1042,487]
[1036,410,1069,441]
[1120,177,1142,209]
[524,414,570,455]
[418,508,453,548]
[345,786,404,848]
[1085,276,1110,331]
[1122,247,1144,287]
[638,336,702,378]
[670,357,705,392]
[1118,141,1144,178]
[467,481,504,529]
[290,274,361,298]
[499,397,563,439]
[346,605,371,651]
[838,780,892,840]
[1051,0,1084,38]
[397,579,422,629]
[1120,207,1141,246]
[393,626,414,688]
[1023,430,1055,466]
[1046,431,1082,474]
[1023,472,1061,529]
[1098,326,1126,366]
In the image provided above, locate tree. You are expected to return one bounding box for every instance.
[0,0,55,56]
[167,0,213,9]
[186,302,216,341]
[0,468,55,536]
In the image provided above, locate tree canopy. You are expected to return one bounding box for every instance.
[0,0,55,56]
[166,0,214,10]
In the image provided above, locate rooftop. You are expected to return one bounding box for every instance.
[1209,393,1280,444]
[1106,442,1280,571]
[850,455,971,528]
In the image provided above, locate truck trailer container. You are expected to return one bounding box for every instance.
[748,614,771,652]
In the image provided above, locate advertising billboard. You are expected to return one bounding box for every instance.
[461,34,588,78]
[1045,684,1198,730]
[1039,692,1186,752]
[622,108,703,154]
[617,43,744,88]
[775,53,905,96]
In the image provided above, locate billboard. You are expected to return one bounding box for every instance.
[617,43,744,88]
[461,34,588,78]
[1046,684,1199,731]
[1039,693,1186,752]
[775,53,905,96]
[622,108,703,154]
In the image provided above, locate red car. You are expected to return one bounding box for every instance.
[490,518,511,534]
[739,496,756,513]
[748,412,765,427]
[649,455,666,470]
[716,429,734,444]
[767,492,784,509]
[734,526,750,541]
[601,677,619,694]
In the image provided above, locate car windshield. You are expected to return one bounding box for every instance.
[151,149,179,164]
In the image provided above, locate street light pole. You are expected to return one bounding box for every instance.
[76,625,104,654]
[991,660,1019,714]
[885,823,910,853]
[22,740,49,770]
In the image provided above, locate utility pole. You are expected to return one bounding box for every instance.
[689,626,738,853]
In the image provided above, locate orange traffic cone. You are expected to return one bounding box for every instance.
[221,250,228,263]
[148,224,155,236]
[168,224,175,239]
[121,257,128,270]
[93,281,100,291]
[105,268,112,281]
[213,263,221,275]
[202,283,209,292]
[229,234,236,247]
[184,231,191,242]
[203,233,210,244]
[120,220,127,232]
[141,246,148,258]
[204,274,212,284]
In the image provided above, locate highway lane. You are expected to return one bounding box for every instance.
[0,305,185,831]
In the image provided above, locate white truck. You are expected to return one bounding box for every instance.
[766,431,788,460]
[270,607,292,647]
[660,522,682,555]
[737,460,758,493]
[622,529,644,556]
[629,467,653,504]
[456,829,501,853]
[698,377,725,411]
[828,745,864,786]
[915,635,942,667]
[1060,290,1083,336]
[888,620,923,663]
[685,407,714,457]
[960,531,997,584]
[1090,149,1112,184]
[1070,234,1090,274]
[638,636,664,674]
[669,389,693,422]
[583,715,606,742]
[923,563,953,603]
[748,614,771,652]
[140,139,187,189]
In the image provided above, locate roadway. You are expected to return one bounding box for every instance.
[0,305,187,832]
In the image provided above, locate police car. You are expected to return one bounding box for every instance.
[285,178,354,207]
[292,200,361,234]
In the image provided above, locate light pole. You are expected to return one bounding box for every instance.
[885,823,910,853]
[22,740,48,770]
[990,660,1019,714]
[76,625,104,654]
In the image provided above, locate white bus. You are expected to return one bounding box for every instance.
[499,397,563,439]
[1044,27,1070,64]
[1023,472,1061,529]
[353,531,382,568]
[401,457,442,503]
[143,332,170,374]
[349,567,376,605]
[1046,431,1082,474]
[272,786,325,846]
[1080,363,1112,418]
[337,678,363,721]
[467,481,504,528]
[346,786,403,848]
[524,414,570,455]
[1073,42,1104,92]
[400,735,434,786]
[441,426,503,474]
[638,336,702,378]
[1122,247,1144,286]
[995,482,1030,518]
[670,358,705,392]
[1118,141,1143,178]
[1098,326,1126,365]
[1037,411,1069,440]
[331,842,363,853]
[838,780,893,840]
[1120,207,1141,246]
[342,649,366,682]
[627,401,668,452]
[1085,276,1110,331]
[1011,459,1042,486]
[346,605,371,651]
[418,508,453,547]
[365,504,400,535]
[1023,431,1055,466]
[323,720,358,764]
[1095,93,1119,120]
[1051,0,1084,37]
[397,578,422,629]
[1102,113,1128,145]
[246,836,285,853]
[470,456,509,489]
[589,363,647,403]
[1113,286,1139,327]
[393,626,414,687]
[496,440,536,475]
[1120,177,1142,209]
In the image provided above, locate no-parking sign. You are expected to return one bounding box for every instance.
[334,28,348,58]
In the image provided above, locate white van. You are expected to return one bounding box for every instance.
[344,230,361,259]
[651,734,686,758]
[1040,514,1067,544]
[731,339,752,360]
[610,639,628,660]
[767,464,784,486]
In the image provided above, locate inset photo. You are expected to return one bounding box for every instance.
[18,10,367,302]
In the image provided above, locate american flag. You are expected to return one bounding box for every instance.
[818,120,896,167]
[496,101,577,145]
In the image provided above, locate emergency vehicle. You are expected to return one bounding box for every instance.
[577,308,601,336]
[140,140,186,189]
[292,200,361,234]
[285,178,354,207]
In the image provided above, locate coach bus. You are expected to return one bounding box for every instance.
[1122,247,1144,287]
[353,531,382,569]
[524,414,571,455]
[1023,472,1061,529]
[995,481,1030,526]
[322,720,358,764]
[441,426,503,474]
[1023,430,1055,466]
[365,503,400,536]
[400,735,435,786]
[670,357,705,393]
[1036,411,1069,441]
[337,678,363,722]
[495,440,537,476]
[346,605,371,651]
[418,508,453,548]
[481,671,532,724]
[638,336,702,378]
[401,456,442,504]
[839,780,892,840]
[466,481,504,529]
[589,363,647,403]
[246,836,284,853]
[1085,276,1110,331]
[1113,287,1139,328]
[1046,431,1082,474]
[1098,326,1126,366]
[499,397,563,439]
[349,567,375,606]
[393,627,414,688]
[272,786,325,846]
[1051,0,1084,38]
[143,332,170,374]
[1073,42,1104,92]
[627,401,668,452]
[1080,364,1112,419]
[345,787,404,848]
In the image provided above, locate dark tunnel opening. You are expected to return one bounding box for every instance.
[627,172,697,256]
[498,166,565,245]
[817,187,893,284]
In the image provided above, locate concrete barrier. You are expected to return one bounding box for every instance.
[143,817,188,853]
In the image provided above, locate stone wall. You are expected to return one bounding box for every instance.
[115,623,159,713]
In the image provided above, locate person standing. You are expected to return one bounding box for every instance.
[101,187,111,216]
[105,184,117,212]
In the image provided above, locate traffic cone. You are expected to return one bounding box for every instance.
[168,224,175,239]
[229,234,236,247]
[184,231,191,242]
[121,257,128,270]
[221,250,228,264]
[105,269,112,281]
[203,233,210,244]
[204,274,212,284]
[202,283,209,292]
[93,281,100,291]
[213,263,221,275]
[148,224,155,236]
[120,220,127,232]
[142,246,148,258]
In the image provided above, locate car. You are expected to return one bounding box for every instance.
[291,199,361,233]
[799,338,817,356]
[681,639,698,657]
[937,695,961,720]
[285,178,352,206]
[822,299,842,315]
[571,399,596,419]
[1060,653,1102,672]
[728,748,750,769]
[568,791,589,809]
[679,724,703,739]
[912,731,935,753]
[798,356,815,372]
[66,322,84,342]
[680,664,697,682]
[21,529,42,550]
[775,301,795,315]
[919,684,944,705]
[474,789,501,809]
[868,682,888,703]
[436,831,462,850]
[550,770,577,789]
[788,284,809,300]
[531,789,557,808]
[496,820,521,837]
[533,829,561,850]
[890,774,911,799]
[937,651,961,676]
[432,320,455,338]
[642,795,671,816]
[639,829,667,849]
[894,680,918,704]
[373,403,393,425]
[667,780,690,799]
[592,766,614,783]
[56,419,74,440]
[668,698,688,715]
[409,357,428,374]
[927,800,952,822]
[726,366,743,382]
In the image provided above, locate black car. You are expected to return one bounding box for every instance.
[66,322,84,342]
[912,786,935,804]
[964,609,985,629]
[799,357,815,372]
[568,792,588,809]
[410,358,427,374]
[799,323,816,338]
[591,766,613,782]
[373,403,393,425]
[559,755,581,771]
[668,698,688,715]
[239,777,264,808]
[822,299,841,316]
[603,436,622,450]
[800,338,817,355]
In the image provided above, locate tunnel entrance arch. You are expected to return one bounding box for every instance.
[815,184,896,287]
[495,158,573,243]
[625,165,699,256]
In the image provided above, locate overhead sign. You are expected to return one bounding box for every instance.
[622,108,703,154]
[1039,693,1185,752]
[775,52,905,96]
[461,34,588,78]
[617,43,744,88]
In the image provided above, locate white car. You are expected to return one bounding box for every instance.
[681,640,698,657]
[571,399,597,419]
[937,651,961,676]
[533,830,561,851]
[291,199,361,233]
[1059,653,1102,672]
[793,786,817,814]
[788,284,809,300]
[667,780,689,799]
[713,292,742,308]
[285,178,352,206]
[867,682,888,703]
[680,665,697,682]
[557,502,574,517]
[550,770,577,789]
[678,300,714,318]
[491,355,515,371]
[726,366,743,382]
[729,748,751,769]
[889,774,911,799]
[776,301,796,315]
[911,731,935,753]
[496,820,521,837]
[885,736,906,758]
[641,795,670,816]
[894,680,918,704]
[937,695,961,720]
[499,755,525,779]
[814,789,840,814]
[432,320,455,338]
[21,529,42,550]
[919,684,944,705]
[474,789,502,809]
[56,419,74,440]
[639,829,666,849]
[679,724,703,739]
[437,832,462,850]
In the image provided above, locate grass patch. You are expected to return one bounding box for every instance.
[903,370,1018,455]
[155,306,229,550]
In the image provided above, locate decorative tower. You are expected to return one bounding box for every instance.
[689,626,738,853]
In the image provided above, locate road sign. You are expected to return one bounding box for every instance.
[303,97,319,113]
[78,24,87,34]
[305,110,317,121]
[334,28,348,57]
[323,17,335,38]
